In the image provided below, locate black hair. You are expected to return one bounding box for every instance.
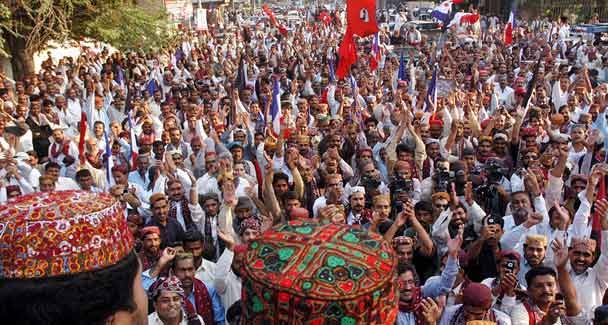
[0,251,139,325]
[511,191,531,203]
[75,169,92,180]
[45,161,61,171]
[414,200,433,213]
[525,266,556,288]
[272,172,289,186]
[397,262,420,286]
[199,193,220,204]
[283,190,299,201]
[167,241,183,249]
[226,300,243,324]
[184,228,204,243]
[365,117,378,126]
[396,143,409,154]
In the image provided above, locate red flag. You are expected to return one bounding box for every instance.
[448,13,480,28]
[504,9,515,45]
[319,11,332,26]
[346,0,379,37]
[370,33,380,71]
[78,111,87,164]
[336,0,379,79]
[336,27,357,79]
[262,5,288,36]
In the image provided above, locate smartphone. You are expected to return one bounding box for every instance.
[504,261,516,274]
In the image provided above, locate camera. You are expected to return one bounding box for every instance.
[485,160,508,184]
[475,161,508,217]
[435,168,453,193]
[361,174,381,189]
[389,177,414,195]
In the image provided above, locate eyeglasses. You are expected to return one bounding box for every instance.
[434,203,449,210]
[205,160,217,164]
[398,278,415,289]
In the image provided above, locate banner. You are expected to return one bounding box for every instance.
[195,8,208,31]
[164,0,193,21]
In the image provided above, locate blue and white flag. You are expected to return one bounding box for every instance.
[398,52,408,82]
[127,111,138,167]
[270,78,282,137]
[104,130,114,188]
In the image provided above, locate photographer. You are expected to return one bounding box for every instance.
[421,157,450,202]
[354,161,389,200]
[384,200,435,265]
[480,250,525,314]
[465,215,505,282]
[390,160,421,205]
[474,158,510,217]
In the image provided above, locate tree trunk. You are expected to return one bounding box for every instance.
[6,33,35,79]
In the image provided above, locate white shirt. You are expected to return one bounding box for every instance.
[47,140,80,178]
[128,170,150,189]
[565,207,608,322]
[147,312,204,325]
[196,173,220,196]
[494,84,515,108]
[56,176,81,191]
[66,98,82,125]
[569,246,608,320]
[312,196,327,218]
[213,249,242,314]
[194,257,217,286]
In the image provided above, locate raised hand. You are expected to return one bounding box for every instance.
[500,272,518,297]
[552,201,570,230]
[218,229,235,251]
[446,224,464,257]
[551,238,569,270]
[464,181,474,205]
[523,212,544,228]
[522,170,541,197]
[395,202,413,227]
[595,199,608,230]
[419,298,442,325]
[159,247,177,267]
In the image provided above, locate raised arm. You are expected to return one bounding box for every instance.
[552,238,581,317]
[262,154,282,223]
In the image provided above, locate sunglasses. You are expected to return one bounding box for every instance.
[434,203,449,210]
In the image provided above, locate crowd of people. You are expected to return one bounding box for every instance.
[2,2,608,324]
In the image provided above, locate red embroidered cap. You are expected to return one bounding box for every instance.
[242,221,398,324]
[0,190,134,279]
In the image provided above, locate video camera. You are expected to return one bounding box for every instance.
[435,168,453,193]
[485,159,508,184]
